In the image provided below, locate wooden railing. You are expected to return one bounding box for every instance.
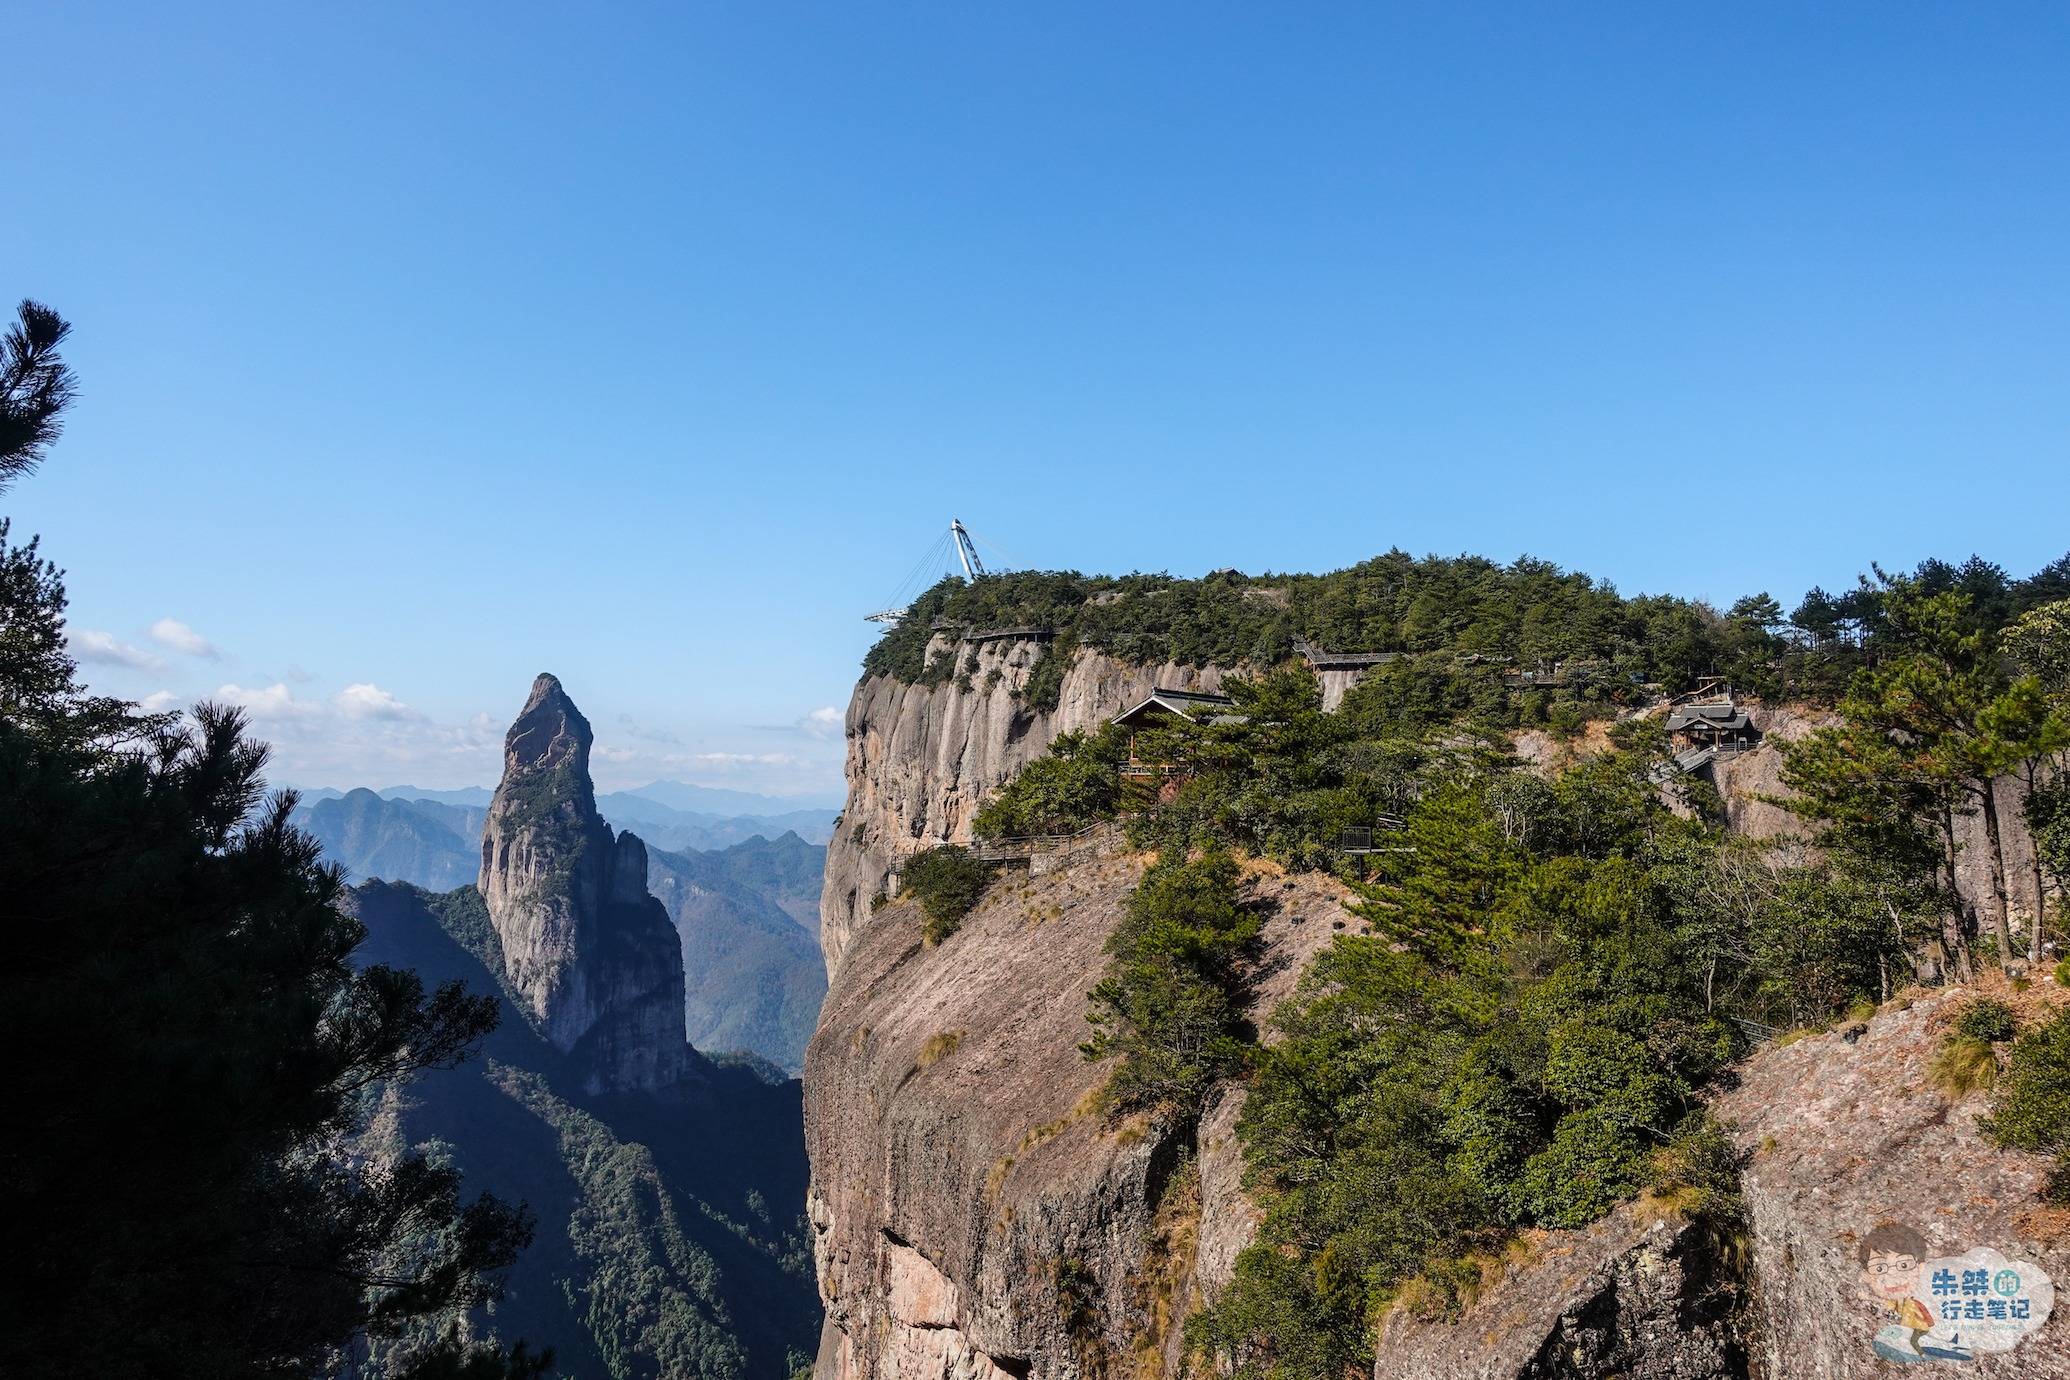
[967,823,1105,863]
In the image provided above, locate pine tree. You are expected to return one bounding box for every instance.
[1,301,546,1378]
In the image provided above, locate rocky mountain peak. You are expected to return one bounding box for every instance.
[480,674,688,1095]
[504,672,596,778]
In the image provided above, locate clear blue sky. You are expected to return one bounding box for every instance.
[7,2,2066,796]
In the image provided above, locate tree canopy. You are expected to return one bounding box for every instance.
[1,302,544,1378]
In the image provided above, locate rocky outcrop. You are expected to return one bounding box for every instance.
[821,635,1231,972]
[814,638,2067,1380]
[1362,984,2070,1380]
[1511,702,2052,955]
[806,836,1352,1380]
[1711,984,2067,1379]
[1371,1208,1746,1380]
[1710,704,2050,943]
[479,673,688,1094]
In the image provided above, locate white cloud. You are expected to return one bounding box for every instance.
[691,751,804,768]
[334,682,418,721]
[70,629,164,670]
[243,700,506,792]
[215,681,314,719]
[139,690,180,713]
[149,618,220,659]
[799,705,843,739]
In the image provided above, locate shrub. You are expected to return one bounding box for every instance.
[900,846,990,943]
[1019,633,1078,713]
[1952,996,2018,1043]
[1650,1116,1747,1232]
[915,1031,963,1070]
[1980,1010,2070,1203]
[973,725,1125,839]
[1082,849,1260,1120]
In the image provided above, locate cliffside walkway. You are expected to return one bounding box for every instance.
[968,824,1101,861]
[967,824,1111,874]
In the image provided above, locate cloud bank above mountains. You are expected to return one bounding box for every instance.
[66,616,845,798]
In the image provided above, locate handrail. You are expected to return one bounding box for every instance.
[966,823,1106,860]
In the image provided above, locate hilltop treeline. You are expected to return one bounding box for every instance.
[865,551,2070,718]
[943,555,2070,1380]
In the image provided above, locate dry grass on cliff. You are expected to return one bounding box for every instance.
[984,1087,1107,1209]
[914,1030,963,1070]
[1126,1159,1200,1380]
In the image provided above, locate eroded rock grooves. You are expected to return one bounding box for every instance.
[820,634,1230,974]
[807,832,1350,1380]
[480,672,688,1094]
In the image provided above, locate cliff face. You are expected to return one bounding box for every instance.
[820,634,1230,972]
[1711,705,2050,940]
[480,673,688,1094]
[1709,984,2067,1380]
[806,832,1353,1380]
[811,647,2068,1380]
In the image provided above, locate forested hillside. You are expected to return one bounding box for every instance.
[857,552,2070,1380]
[649,835,828,1071]
[348,882,819,1379]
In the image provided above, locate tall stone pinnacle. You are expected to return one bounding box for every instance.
[480,673,688,1094]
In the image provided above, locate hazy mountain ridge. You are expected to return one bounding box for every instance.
[295,784,837,878]
[294,786,830,1070]
[347,880,817,1380]
[648,838,828,1073]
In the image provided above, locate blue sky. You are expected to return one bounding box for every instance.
[7,2,2066,796]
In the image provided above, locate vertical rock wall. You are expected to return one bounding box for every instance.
[806,840,1353,1380]
[480,673,689,1094]
[819,634,1231,974]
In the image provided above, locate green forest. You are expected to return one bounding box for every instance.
[2,304,549,1377]
[924,555,2070,1380]
[865,553,2069,720]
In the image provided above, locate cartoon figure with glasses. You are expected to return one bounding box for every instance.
[1858,1223,1977,1364]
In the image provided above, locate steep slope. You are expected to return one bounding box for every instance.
[649,841,829,1072]
[348,880,821,1380]
[821,633,1230,971]
[806,831,1350,1380]
[810,632,2065,1380]
[480,673,689,1095]
[391,796,491,853]
[1366,984,2068,1380]
[295,787,477,888]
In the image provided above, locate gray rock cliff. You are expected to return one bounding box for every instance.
[820,634,1231,973]
[479,672,689,1094]
[812,646,2066,1380]
[807,831,1350,1380]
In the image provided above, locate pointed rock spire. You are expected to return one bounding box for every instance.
[479,673,688,1094]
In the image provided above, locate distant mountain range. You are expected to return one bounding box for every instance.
[296,779,841,814]
[648,839,827,1072]
[294,782,838,858]
[294,787,832,1071]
